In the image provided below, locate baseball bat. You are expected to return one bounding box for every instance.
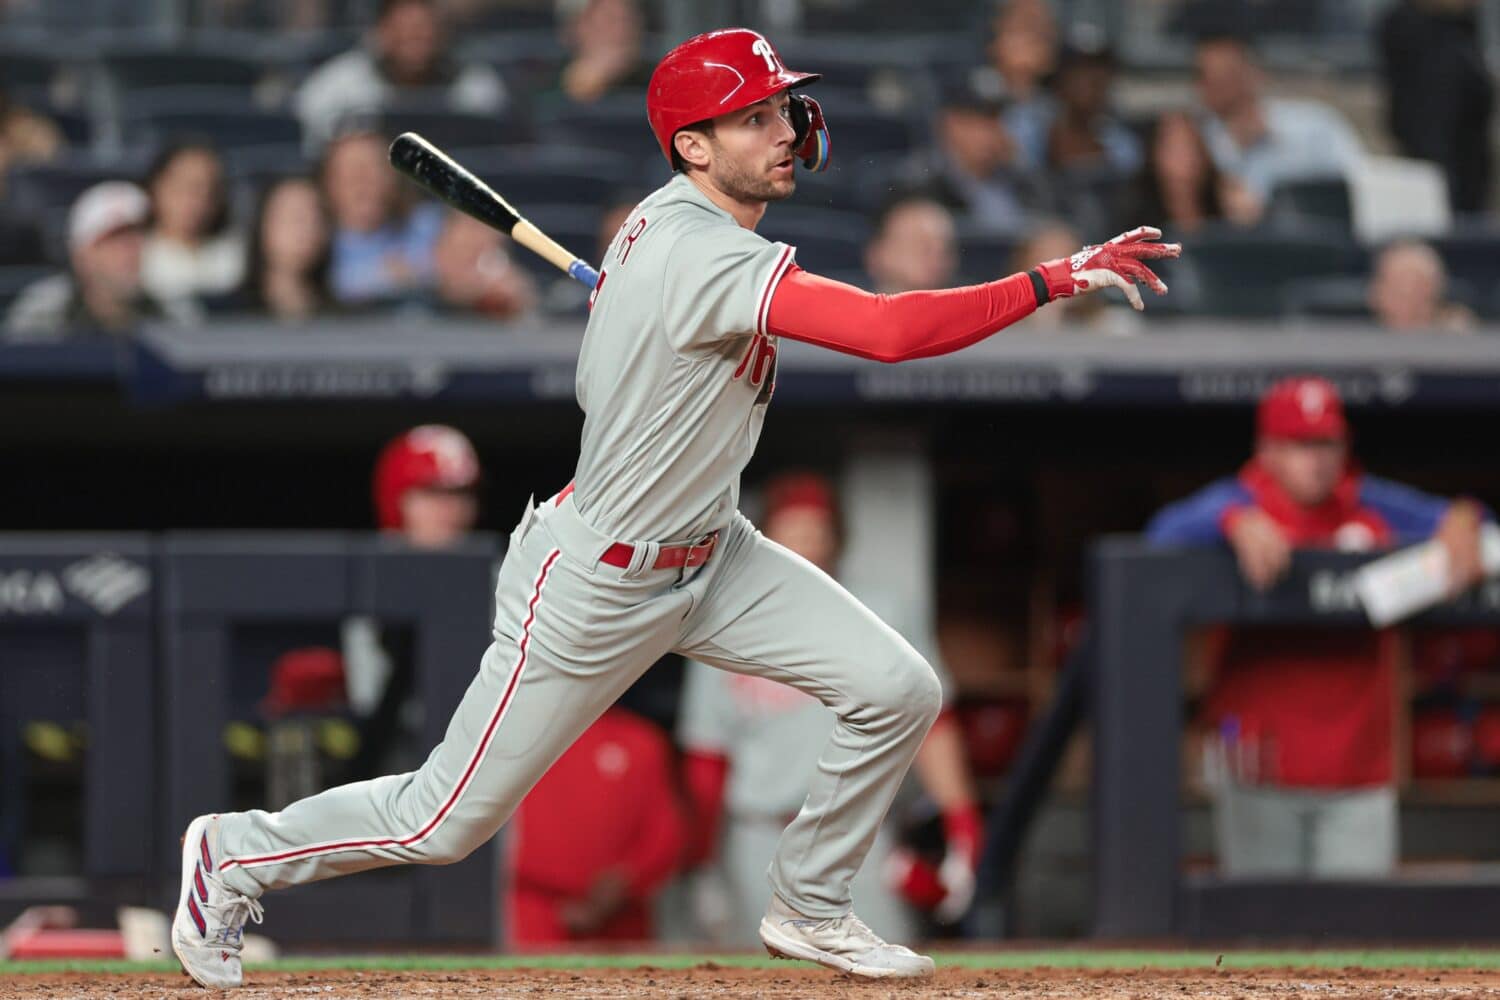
[388,131,601,289]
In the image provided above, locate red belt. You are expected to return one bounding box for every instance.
[601,534,719,570]
[554,481,719,572]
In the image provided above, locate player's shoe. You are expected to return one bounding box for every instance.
[758,893,935,979]
[171,814,264,989]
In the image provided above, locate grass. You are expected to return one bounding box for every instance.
[4,949,1500,976]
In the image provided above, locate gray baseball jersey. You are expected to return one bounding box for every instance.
[573,174,795,542]
[206,172,942,940]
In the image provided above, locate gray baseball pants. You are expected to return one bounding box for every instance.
[215,490,941,920]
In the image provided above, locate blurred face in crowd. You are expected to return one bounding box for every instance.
[988,0,1058,95]
[677,92,798,206]
[377,0,442,84]
[400,486,477,549]
[1153,112,1211,187]
[1196,38,1259,118]
[568,0,642,56]
[151,146,225,244]
[866,199,958,293]
[74,224,145,301]
[261,178,329,275]
[1056,58,1113,121]
[1258,437,1347,507]
[939,107,1014,178]
[766,505,840,574]
[323,133,398,233]
[1369,241,1446,331]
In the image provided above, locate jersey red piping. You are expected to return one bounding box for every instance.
[755,244,796,338]
[219,548,563,872]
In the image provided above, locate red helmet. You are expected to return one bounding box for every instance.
[647,28,827,170]
[373,425,481,530]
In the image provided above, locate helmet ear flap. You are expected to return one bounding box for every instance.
[787,93,830,172]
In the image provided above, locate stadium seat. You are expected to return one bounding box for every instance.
[807,97,922,165]
[759,209,871,274]
[100,43,268,93]
[790,161,874,214]
[1348,155,1451,245]
[513,203,605,279]
[451,145,634,214]
[1268,176,1353,231]
[1428,226,1500,291]
[539,93,659,164]
[122,89,302,151]
[6,155,149,263]
[380,103,528,153]
[0,266,54,312]
[957,231,1020,285]
[1179,225,1367,317]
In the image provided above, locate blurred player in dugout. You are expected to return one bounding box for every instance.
[1147,376,1489,877]
[674,472,985,944]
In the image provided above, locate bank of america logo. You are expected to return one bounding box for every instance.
[63,554,149,616]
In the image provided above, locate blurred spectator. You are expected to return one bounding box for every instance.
[1012,39,1141,178]
[320,129,443,305]
[677,472,984,944]
[505,705,686,947]
[372,424,481,547]
[141,141,246,305]
[230,176,333,321]
[0,86,63,200]
[989,0,1059,144]
[552,0,651,106]
[1194,33,1363,206]
[1147,376,1488,877]
[904,71,1037,235]
[294,0,508,150]
[5,182,197,339]
[1135,111,1261,233]
[1012,221,1141,333]
[1379,0,1493,214]
[865,196,958,293]
[1366,240,1475,334]
[431,210,536,319]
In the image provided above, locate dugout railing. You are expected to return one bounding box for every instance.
[0,534,500,945]
[1090,541,1500,939]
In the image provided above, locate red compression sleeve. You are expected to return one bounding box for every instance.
[765,265,1045,363]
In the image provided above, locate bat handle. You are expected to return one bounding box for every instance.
[567,259,601,289]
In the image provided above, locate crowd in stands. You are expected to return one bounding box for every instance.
[0,0,1496,339]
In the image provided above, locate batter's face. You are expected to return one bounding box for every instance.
[681,92,798,206]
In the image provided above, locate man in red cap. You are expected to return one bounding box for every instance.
[1147,375,1486,876]
[371,424,481,549]
[172,28,1179,988]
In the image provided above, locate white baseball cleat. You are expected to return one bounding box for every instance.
[758,893,935,979]
[171,814,264,989]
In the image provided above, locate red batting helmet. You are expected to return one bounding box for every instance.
[647,28,828,171]
[373,425,481,530]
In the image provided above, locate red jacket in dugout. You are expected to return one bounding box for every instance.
[1147,376,1488,789]
[504,707,686,946]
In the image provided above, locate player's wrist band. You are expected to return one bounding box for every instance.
[1026,269,1050,307]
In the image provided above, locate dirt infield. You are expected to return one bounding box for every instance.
[5,965,1500,999]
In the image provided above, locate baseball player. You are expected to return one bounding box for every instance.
[172,28,1178,986]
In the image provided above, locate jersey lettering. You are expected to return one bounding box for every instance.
[588,267,607,310]
[733,332,778,403]
[617,217,648,264]
[751,38,780,73]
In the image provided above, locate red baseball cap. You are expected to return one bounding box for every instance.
[764,471,839,526]
[373,425,481,530]
[1257,376,1348,441]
